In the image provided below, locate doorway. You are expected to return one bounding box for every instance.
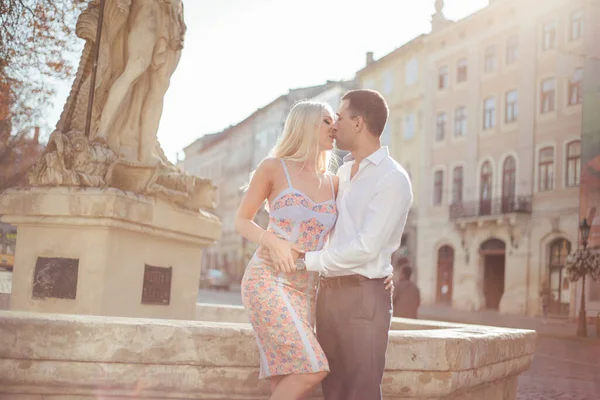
[480,239,506,310]
[436,245,454,304]
[484,255,505,309]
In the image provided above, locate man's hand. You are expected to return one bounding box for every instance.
[257,246,273,266]
[384,273,394,296]
[257,245,303,271]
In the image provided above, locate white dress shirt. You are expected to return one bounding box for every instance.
[305,147,413,279]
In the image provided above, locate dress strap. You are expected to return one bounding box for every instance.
[280,159,293,188]
[328,175,335,199]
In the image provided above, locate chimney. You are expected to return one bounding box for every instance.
[33,126,40,144]
[366,52,374,66]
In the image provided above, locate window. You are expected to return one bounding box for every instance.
[457,59,468,82]
[383,70,393,94]
[566,141,581,187]
[454,107,467,137]
[538,147,554,191]
[452,166,463,204]
[438,66,448,90]
[541,78,556,113]
[483,97,496,129]
[543,22,556,50]
[363,79,375,90]
[570,11,584,41]
[502,156,516,212]
[405,58,418,86]
[506,36,518,64]
[434,170,444,205]
[436,112,447,141]
[505,90,518,123]
[568,68,583,106]
[404,112,415,139]
[480,161,493,215]
[484,46,496,73]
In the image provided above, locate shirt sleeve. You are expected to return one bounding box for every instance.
[305,170,412,274]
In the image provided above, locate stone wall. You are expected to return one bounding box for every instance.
[0,307,536,399]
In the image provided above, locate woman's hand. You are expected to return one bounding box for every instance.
[261,231,303,273]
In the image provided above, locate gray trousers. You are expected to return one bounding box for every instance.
[316,276,392,400]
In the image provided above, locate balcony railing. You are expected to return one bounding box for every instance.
[449,195,532,220]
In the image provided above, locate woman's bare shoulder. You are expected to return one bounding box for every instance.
[257,157,281,172]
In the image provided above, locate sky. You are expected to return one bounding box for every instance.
[47,0,489,162]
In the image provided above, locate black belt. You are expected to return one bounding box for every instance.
[320,274,380,288]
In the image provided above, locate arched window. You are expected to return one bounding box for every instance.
[480,161,492,215]
[502,156,516,212]
[538,147,554,191]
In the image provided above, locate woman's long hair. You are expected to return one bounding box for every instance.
[269,100,335,175]
[242,101,337,202]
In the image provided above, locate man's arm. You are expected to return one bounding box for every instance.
[305,170,412,274]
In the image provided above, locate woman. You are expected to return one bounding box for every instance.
[235,101,338,399]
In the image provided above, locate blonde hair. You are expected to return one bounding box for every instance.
[270,100,335,175]
[242,101,337,197]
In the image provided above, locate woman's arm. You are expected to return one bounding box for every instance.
[235,158,299,273]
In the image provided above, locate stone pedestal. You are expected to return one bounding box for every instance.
[0,187,220,320]
[0,308,536,399]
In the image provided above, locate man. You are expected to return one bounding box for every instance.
[393,266,421,319]
[297,90,412,399]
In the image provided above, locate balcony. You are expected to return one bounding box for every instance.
[449,196,532,221]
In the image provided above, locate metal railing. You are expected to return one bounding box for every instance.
[449,195,532,220]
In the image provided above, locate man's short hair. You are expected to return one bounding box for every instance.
[402,266,413,280]
[342,89,389,137]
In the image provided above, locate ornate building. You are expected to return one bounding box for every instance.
[417,0,586,317]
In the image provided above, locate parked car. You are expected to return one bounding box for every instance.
[200,269,230,291]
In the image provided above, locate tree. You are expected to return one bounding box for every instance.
[0,127,44,192]
[0,0,85,190]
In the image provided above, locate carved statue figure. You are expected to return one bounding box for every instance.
[28,0,217,211]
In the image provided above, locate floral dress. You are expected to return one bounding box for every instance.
[241,159,337,379]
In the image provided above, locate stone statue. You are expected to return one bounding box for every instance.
[28,0,217,211]
[91,0,185,164]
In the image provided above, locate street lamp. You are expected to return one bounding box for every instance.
[576,218,591,337]
[580,218,590,249]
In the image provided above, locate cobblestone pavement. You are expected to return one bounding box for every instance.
[518,336,600,399]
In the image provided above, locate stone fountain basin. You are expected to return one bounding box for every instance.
[0,305,536,399]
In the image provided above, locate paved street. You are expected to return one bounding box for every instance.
[196,287,600,400]
[517,337,600,400]
[197,286,242,305]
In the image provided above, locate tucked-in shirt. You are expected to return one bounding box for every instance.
[305,146,413,279]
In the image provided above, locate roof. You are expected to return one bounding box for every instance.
[182,80,353,153]
[183,130,228,153]
[356,34,426,76]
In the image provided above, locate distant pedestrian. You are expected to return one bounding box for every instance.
[393,266,420,319]
[539,281,551,321]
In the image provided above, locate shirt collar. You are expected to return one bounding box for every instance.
[343,146,389,166]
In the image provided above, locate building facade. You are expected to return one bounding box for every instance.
[417,0,584,317]
[355,37,427,276]
[575,0,600,319]
[181,131,229,272]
